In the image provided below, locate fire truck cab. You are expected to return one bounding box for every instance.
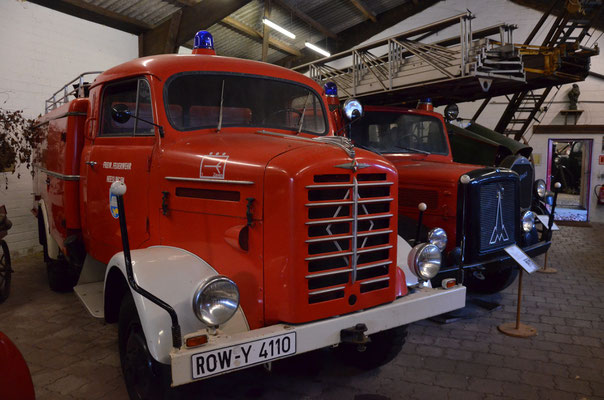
[32,32,465,398]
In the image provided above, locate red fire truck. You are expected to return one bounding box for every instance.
[32,31,464,398]
[347,102,554,294]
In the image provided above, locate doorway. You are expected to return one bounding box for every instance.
[547,139,593,221]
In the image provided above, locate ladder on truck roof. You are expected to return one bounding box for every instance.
[45,71,103,113]
[293,11,526,104]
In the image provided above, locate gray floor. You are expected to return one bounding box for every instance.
[1,224,604,399]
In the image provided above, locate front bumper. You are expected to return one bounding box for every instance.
[439,239,551,275]
[170,284,465,387]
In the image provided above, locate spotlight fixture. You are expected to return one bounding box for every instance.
[262,18,296,39]
[305,42,330,57]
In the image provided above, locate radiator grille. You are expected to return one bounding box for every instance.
[305,173,394,304]
[478,181,517,251]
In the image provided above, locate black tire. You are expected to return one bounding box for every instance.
[464,265,519,294]
[334,325,407,370]
[46,259,78,292]
[0,240,12,303]
[118,295,177,400]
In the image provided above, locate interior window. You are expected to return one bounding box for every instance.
[100,79,154,137]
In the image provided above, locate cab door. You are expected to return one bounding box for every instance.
[81,78,156,263]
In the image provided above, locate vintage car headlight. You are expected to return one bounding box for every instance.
[408,243,441,280]
[535,179,546,198]
[444,103,459,121]
[522,211,536,232]
[428,227,448,252]
[193,276,240,326]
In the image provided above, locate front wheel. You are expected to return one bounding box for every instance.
[0,240,12,303]
[334,325,407,370]
[118,295,177,400]
[464,265,519,294]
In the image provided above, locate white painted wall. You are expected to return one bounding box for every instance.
[361,0,604,221]
[0,1,138,256]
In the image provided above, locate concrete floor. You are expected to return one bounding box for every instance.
[1,224,604,400]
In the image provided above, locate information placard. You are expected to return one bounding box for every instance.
[536,215,559,231]
[505,244,540,274]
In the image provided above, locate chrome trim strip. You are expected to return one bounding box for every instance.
[305,213,393,225]
[351,177,359,283]
[306,182,393,189]
[165,176,254,185]
[357,260,392,271]
[304,260,392,279]
[304,245,392,261]
[308,286,346,296]
[306,197,393,207]
[360,277,390,286]
[37,166,80,181]
[305,229,393,243]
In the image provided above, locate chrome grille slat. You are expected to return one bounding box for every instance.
[360,277,390,285]
[304,260,393,279]
[306,197,393,207]
[306,213,393,225]
[305,229,393,243]
[308,286,346,296]
[305,245,392,261]
[306,182,394,189]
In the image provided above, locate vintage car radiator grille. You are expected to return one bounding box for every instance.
[305,173,394,304]
[477,180,517,252]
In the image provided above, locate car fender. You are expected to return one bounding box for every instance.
[37,199,59,259]
[105,245,249,364]
[397,235,419,287]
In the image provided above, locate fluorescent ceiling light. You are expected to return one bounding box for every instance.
[305,42,330,57]
[262,18,296,39]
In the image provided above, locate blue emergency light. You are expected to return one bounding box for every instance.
[194,31,214,50]
[324,82,338,97]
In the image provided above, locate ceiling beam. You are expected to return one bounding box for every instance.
[349,0,377,23]
[272,0,338,40]
[222,17,301,57]
[27,0,151,34]
[139,0,251,56]
[262,0,271,62]
[278,0,442,68]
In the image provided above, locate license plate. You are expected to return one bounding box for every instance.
[191,332,296,379]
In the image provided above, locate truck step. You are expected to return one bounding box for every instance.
[74,282,104,319]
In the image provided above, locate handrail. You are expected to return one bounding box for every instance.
[44,71,103,113]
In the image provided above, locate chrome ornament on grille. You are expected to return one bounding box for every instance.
[313,136,356,159]
[489,186,509,244]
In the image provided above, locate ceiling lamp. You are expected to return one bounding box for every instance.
[305,42,330,57]
[262,18,296,39]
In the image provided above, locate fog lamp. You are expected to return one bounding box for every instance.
[428,227,448,252]
[522,211,536,233]
[535,179,546,198]
[193,276,239,327]
[408,243,441,280]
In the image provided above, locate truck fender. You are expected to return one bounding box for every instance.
[397,235,419,287]
[105,245,249,364]
[37,200,59,260]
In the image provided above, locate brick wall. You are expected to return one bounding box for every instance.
[0,1,137,256]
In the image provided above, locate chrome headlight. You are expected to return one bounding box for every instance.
[192,276,240,326]
[535,179,546,198]
[522,211,536,233]
[427,227,447,252]
[408,243,441,280]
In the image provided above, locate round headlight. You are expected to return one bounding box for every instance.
[408,243,441,280]
[535,179,546,198]
[522,211,535,233]
[428,227,448,252]
[192,276,240,326]
[444,103,459,121]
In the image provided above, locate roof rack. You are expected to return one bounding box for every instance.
[44,71,103,113]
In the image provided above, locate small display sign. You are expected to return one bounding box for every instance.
[505,244,540,274]
[536,215,559,231]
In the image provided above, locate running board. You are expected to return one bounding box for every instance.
[74,282,104,319]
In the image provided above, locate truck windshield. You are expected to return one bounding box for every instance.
[350,111,448,155]
[165,73,327,135]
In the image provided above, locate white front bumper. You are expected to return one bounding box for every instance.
[171,285,465,386]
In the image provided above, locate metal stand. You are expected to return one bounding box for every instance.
[498,269,537,337]
[537,251,557,274]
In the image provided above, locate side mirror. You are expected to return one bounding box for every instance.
[343,99,363,121]
[111,104,131,124]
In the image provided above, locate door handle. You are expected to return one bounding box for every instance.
[85,161,97,167]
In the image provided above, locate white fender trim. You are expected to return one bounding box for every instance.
[397,235,425,287]
[106,245,249,364]
[38,199,59,260]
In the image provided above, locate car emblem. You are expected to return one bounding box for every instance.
[489,186,509,244]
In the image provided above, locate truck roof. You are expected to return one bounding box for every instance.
[93,53,322,92]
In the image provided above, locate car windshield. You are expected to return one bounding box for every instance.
[350,111,449,155]
[165,73,327,135]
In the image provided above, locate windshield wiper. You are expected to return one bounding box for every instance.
[354,142,382,155]
[297,93,311,134]
[394,145,429,155]
[217,79,225,132]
